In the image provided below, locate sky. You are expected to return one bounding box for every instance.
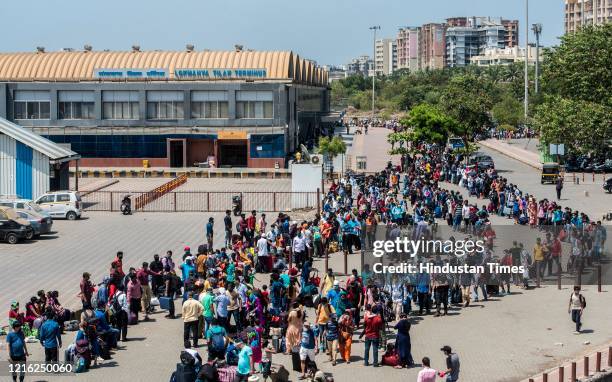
[0,0,565,66]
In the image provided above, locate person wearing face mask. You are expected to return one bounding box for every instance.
[7,321,28,382]
[326,281,342,313]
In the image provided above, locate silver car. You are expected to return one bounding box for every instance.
[15,210,53,239]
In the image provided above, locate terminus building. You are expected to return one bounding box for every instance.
[0,47,330,168]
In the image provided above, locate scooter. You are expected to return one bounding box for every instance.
[120,195,132,215]
[232,195,242,216]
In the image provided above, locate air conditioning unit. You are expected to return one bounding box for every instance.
[311,154,323,165]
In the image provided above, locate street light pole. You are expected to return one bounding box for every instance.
[532,23,542,94]
[369,25,380,124]
[524,0,529,120]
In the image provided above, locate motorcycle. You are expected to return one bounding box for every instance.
[232,195,242,216]
[120,195,132,215]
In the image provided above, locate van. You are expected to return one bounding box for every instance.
[34,191,83,220]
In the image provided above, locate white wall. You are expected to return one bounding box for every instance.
[0,133,16,197]
[32,150,50,199]
[290,163,323,209]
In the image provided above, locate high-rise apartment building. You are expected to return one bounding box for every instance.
[419,23,446,70]
[397,27,420,72]
[565,0,612,34]
[445,16,518,67]
[346,55,374,77]
[375,38,398,75]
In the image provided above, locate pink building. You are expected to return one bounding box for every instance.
[397,27,420,72]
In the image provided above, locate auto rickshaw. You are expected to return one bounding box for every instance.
[541,163,561,184]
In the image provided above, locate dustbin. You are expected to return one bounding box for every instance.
[142,159,149,168]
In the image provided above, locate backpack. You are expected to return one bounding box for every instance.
[74,356,87,373]
[110,293,123,315]
[209,330,226,353]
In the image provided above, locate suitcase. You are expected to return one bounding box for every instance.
[159,296,173,310]
[271,365,290,382]
[291,351,301,372]
[174,363,197,382]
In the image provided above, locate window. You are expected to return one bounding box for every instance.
[37,195,55,204]
[103,91,140,119]
[191,91,229,119]
[58,91,95,119]
[57,194,70,202]
[13,90,50,119]
[16,203,25,209]
[146,91,184,120]
[236,91,273,119]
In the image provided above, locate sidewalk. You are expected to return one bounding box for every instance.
[522,343,612,382]
[479,138,543,169]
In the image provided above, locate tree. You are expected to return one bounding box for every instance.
[439,74,493,140]
[491,95,524,127]
[533,96,611,155]
[401,103,460,145]
[317,136,347,175]
[542,23,612,107]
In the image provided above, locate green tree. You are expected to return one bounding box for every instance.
[439,74,493,140]
[317,136,347,160]
[400,103,460,145]
[533,96,612,155]
[542,23,612,107]
[491,95,524,127]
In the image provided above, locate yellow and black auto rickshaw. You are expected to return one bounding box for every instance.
[541,163,561,184]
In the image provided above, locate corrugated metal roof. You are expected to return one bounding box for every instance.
[0,117,80,162]
[0,50,328,86]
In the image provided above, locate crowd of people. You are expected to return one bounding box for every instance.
[4,133,605,382]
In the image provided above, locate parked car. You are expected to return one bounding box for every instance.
[0,206,33,244]
[34,191,83,220]
[15,210,53,239]
[470,154,495,170]
[0,198,51,219]
[604,178,612,193]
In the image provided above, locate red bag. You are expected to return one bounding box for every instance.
[310,275,321,287]
[558,228,567,241]
[382,352,399,367]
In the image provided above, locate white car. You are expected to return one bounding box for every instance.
[0,198,51,219]
[34,191,83,220]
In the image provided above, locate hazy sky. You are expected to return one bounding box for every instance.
[1,0,564,65]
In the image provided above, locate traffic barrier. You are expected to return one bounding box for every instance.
[134,174,187,210]
[584,356,589,377]
[557,366,563,382]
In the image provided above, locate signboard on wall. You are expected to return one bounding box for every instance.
[174,68,267,80]
[93,68,168,79]
[218,131,247,140]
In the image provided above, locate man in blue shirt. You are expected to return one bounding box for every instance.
[299,322,317,380]
[95,303,119,349]
[7,321,28,382]
[416,270,431,315]
[206,217,214,250]
[326,281,342,313]
[214,288,230,330]
[235,339,253,381]
[39,311,62,362]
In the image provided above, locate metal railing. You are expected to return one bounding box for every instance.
[81,190,319,212]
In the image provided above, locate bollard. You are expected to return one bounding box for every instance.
[537,268,541,288]
[343,249,348,275]
[608,346,612,367]
[557,366,564,382]
[557,270,561,290]
[598,263,602,292]
[584,356,589,377]
[573,172,576,184]
[571,362,577,381]
[596,352,601,372]
[592,172,595,182]
[542,372,548,382]
[582,172,585,182]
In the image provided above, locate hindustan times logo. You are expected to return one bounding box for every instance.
[372,238,486,258]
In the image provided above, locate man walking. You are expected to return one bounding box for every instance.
[224,210,232,248]
[568,286,586,334]
[137,262,160,320]
[440,345,460,382]
[206,217,214,250]
[182,292,203,348]
[555,177,563,200]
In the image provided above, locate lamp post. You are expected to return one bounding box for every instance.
[369,26,381,124]
[524,0,529,120]
[532,23,542,94]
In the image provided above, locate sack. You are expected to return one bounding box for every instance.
[128,312,138,325]
[150,297,160,307]
[209,331,226,353]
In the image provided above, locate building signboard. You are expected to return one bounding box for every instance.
[93,68,168,79]
[174,68,267,79]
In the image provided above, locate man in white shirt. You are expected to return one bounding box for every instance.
[256,234,271,273]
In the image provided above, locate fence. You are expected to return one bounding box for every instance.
[82,190,319,212]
